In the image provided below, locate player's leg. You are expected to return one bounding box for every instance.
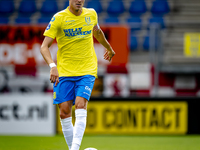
[58,100,73,150]
[71,97,88,150]
[53,77,75,150]
[71,75,95,150]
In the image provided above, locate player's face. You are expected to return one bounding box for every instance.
[69,0,85,11]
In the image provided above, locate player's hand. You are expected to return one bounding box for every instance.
[104,49,115,62]
[50,67,59,86]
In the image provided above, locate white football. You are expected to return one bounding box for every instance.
[84,148,97,150]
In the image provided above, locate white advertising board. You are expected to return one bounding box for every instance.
[0,94,55,135]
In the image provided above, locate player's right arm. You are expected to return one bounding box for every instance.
[40,36,59,86]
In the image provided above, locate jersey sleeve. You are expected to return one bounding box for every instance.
[88,8,98,26]
[43,14,61,39]
[92,9,98,26]
[91,9,100,31]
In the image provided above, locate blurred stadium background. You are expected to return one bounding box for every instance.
[0,0,200,150]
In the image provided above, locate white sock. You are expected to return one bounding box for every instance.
[71,109,87,150]
[60,117,73,150]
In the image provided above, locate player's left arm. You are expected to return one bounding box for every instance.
[93,24,115,62]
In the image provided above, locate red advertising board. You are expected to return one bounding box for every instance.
[0,25,129,67]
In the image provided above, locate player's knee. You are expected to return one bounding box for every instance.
[60,110,71,119]
[75,97,88,109]
[60,112,66,119]
[75,102,86,109]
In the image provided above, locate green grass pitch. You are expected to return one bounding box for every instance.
[0,135,200,150]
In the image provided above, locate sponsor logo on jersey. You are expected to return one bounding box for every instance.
[66,20,75,22]
[63,27,92,38]
[64,20,76,26]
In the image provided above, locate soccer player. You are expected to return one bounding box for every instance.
[40,0,115,150]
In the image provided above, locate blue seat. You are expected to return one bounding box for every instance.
[63,1,69,9]
[86,0,103,14]
[151,0,170,16]
[104,17,119,24]
[129,0,147,16]
[18,0,37,16]
[127,17,142,31]
[40,0,58,16]
[130,35,138,51]
[107,0,125,16]
[149,17,165,28]
[0,17,9,24]
[143,35,159,51]
[0,0,15,16]
[143,36,150,50]
[37,16,51,24]
[15,17,31,24]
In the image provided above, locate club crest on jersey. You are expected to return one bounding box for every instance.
[85,17,91,24]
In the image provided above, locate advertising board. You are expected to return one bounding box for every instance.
[0,94,55,135]
[57,101,187,134]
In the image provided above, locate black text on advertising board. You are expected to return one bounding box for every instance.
[85,101,188,134]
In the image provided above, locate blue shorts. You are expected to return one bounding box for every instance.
[53,75,95,105]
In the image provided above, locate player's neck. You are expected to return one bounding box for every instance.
[69,6,82,16]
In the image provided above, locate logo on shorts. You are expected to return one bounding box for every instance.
[53,92,56,99]
[85,86,91,93]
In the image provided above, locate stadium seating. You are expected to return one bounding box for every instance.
[15,17,31,24]
[86,0,103,14]
[130,35,138,51]
[0,0,171,53]
[18,0,37,16]
[40,0,58,17]
[143,35,150,50]
[151,0,170,16]
[107,0,125,16]
[63,1,69,9]
[0,17,9,24]
[129,0,147,16]
[149,17,165,29]
[143,34,159,51]
[104,16,119,24]
[37,16,51,24]
[127,17,142,31]
[0,0,15,16]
